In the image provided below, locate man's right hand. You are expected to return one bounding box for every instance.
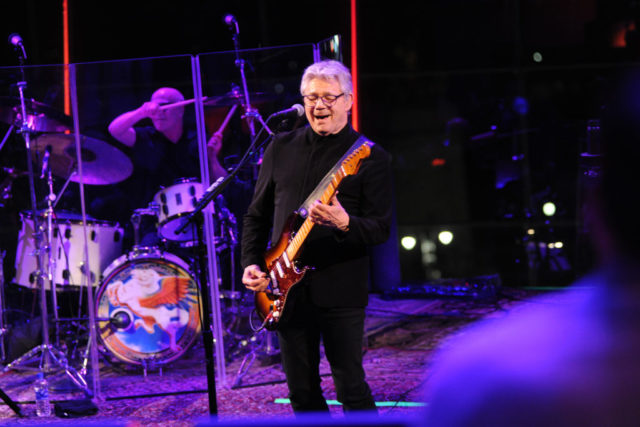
[139,100,161,118]
[242,264,270,292]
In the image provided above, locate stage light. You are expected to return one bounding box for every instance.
[438,230,453,245]
[513,96,529,115]
[533,51,543,62]
[555,241,563,249]
[431,157,446,167]
[527,228,535,235]
[401,236,417,250]
[542,202,556,216]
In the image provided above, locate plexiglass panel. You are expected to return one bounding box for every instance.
[0,42,319,398]
[196,43,315,286]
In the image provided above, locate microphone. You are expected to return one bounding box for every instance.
[40,145,52,179]
[8,33,27,59]
[224,14,239,34]
[269,104,305,121]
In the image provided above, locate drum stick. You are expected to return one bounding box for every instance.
[214,104,238,136]
[159,97,211,110]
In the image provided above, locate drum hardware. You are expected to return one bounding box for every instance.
[5,157,91,394]
[224,14,274,178]
[1,44,94,396]
[0,167,27,207]
[131,202,160,247]
[0,96,72,134]
[1,78,90,396]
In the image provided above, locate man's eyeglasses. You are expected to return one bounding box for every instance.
[302,93,344,107]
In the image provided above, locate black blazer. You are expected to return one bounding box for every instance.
[241,125,393,308]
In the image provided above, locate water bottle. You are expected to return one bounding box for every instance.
[34,372,51,417]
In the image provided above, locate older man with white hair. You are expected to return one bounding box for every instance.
[241,60,393,414]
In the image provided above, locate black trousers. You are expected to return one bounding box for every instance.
[277,285,377,413]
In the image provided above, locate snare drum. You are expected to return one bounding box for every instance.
[153,178,204,242]
[14,210,123,289]
[95,247,201,366]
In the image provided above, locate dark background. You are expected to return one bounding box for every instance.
[1,0,638,288]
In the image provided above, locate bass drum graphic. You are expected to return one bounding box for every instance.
[95,247,201,366]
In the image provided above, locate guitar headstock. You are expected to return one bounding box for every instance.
[342,142,373,176]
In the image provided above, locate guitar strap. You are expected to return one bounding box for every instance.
[296,135,372,218]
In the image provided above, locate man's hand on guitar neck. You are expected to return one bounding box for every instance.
[309,192,350,232]
[243,264,270,292]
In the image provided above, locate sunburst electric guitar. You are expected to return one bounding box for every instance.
[254,138,374,331]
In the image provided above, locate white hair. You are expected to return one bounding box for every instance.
[300,60,353,96]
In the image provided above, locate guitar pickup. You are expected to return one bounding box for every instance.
[268,270,281,296]
[275,261,284,278]
[282,252,291,269]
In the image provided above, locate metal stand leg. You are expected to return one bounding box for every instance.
[232,328,279,388]
[0,250,7,363]
[2,80,91,397]
[0,386,22,417]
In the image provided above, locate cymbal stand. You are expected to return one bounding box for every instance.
[0,124,14,152]
[2,55,90,395]
[225,15,273,177]
[52,170,77,210]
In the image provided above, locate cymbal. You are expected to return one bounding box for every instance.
[0,96,72,133]
[32,134,133,185]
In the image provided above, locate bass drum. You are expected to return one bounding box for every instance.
[95,247,201,366]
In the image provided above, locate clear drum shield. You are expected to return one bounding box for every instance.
[0,41,324,398]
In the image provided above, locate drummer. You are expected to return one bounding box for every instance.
[107,87,226,246]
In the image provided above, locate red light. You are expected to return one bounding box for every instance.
[431,158,446,167]
[350,0,359,131]
[612,21,636,48]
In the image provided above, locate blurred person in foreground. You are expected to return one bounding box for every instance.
[241,60,393,413]
[421,71,640,426]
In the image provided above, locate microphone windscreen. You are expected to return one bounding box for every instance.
[8,33,22,46]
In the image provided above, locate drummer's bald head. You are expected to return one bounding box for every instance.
[151,87,185,104]
[149,87,185,137]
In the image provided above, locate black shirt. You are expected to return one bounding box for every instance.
[129,126,201,206]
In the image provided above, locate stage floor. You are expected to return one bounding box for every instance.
[0,288,564,425]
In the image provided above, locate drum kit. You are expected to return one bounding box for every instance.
[1,19,287,411]
[0,91,257,377]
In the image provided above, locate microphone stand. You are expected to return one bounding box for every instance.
[171,107,273,414]
[181,111,274,230]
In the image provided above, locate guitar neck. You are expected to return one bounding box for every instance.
[285,169,345,261]
[282,139,373,263]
